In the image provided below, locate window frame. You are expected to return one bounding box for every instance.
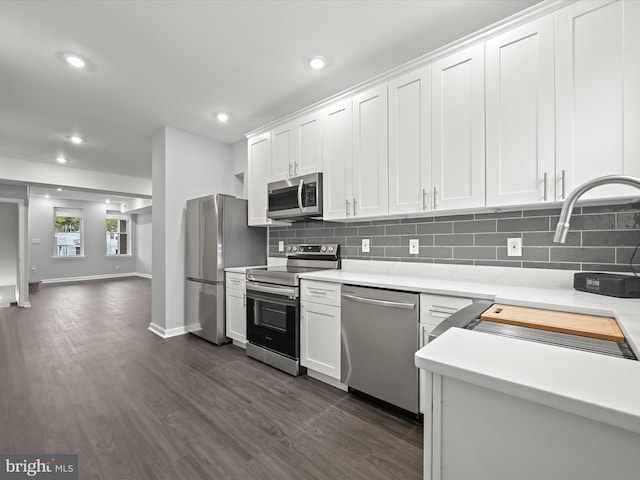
[53,207,84,257]
[105,211,131,256]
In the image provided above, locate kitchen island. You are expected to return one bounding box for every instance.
[301,260,640,480]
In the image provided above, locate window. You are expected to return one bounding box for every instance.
[54,208,83,256]
[106,212,130,255]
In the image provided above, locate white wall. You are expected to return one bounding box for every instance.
[29,197,136,282]
[231,139,248,199]
[151,126,235,334]
[0,203,18,287]
[0,184,29,306]
[134,211,152,276]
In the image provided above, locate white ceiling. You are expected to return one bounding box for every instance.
[0,0,541,186]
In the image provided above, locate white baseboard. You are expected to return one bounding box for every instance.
[135,272,152,279]
[306,369,348,391]
[41,272,139,284]
[148,322,200,339]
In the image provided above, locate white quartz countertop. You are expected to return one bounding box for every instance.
[224,265,265,273]
[300,262,640,352]
[300,260,640,432]
[416,328,640,434]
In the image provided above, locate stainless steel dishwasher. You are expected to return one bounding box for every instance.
[341,285,419,416]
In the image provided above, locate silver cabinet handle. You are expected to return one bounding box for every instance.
[294,161,299,176]
[433,187,438,210]
[288,162,293,178]
[561,170,566,200]
[543,171,548,201]
[345,198,350,217]
[422,188,428,211]
[353,198,358,216]
[308,289,328,296]
[297,178,307,214]
[342,293,416,310]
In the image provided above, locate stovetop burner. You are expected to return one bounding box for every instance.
[246,243,340,287]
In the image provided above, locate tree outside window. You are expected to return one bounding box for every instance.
[106,212,129,255]
[54,208,83,256]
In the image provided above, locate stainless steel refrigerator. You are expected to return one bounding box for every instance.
[185,194,266,344]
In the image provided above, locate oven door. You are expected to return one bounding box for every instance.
[246,282,299,359]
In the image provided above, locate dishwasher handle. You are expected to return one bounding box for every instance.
[342,293,416,310]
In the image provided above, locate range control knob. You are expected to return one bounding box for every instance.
[321,246,327,252]
[328,246,334,252]
[287,246,293,252]
[291,246,298,252]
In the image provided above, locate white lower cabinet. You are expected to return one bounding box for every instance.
[300,280,341,379]
[419,294,473,413]
[225,272,246,346]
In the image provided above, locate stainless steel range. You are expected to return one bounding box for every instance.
[245,244,340,376]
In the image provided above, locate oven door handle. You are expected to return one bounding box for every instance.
[297,178,307,215]
[246,281,298,298]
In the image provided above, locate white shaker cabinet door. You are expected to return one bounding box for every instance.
[486,16,555,207]
[225,288,246,345]
[431,43,485,212]
[295,112,323,176]
[300,301,341,379]
[352,84,389,219]
[322,98,353,220]
[388,66,432,215]
[556,0,640,200]
[247,132,272,226]
[271,123,294,182]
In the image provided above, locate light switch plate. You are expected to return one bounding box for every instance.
[362,238,370,253]
[278,241,284,252]
[507,237,522,257]
[409,239,419,254]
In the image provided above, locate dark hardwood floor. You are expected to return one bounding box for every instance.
[0,277,423,479]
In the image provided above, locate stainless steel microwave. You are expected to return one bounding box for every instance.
[267,172,322,221]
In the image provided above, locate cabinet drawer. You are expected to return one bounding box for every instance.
[420,294,473,326]
[225,272,246,290]
[301,280,341,307]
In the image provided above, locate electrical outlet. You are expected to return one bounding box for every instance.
[507,237,522,257]
[278,241,284,252]
[362,238,370,253]
[409,239,419,254]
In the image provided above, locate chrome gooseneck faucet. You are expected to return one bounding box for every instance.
[553,175,640,243]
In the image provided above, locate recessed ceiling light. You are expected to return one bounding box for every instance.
[64,54,86,69]
[56,155,67,164]
[45,194,50,199]
[57,188,62,192]
[106,199,111,204]
[68,135,84,144]
[308,56,326,70]
[216,112,229,123]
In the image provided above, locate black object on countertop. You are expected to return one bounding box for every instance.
[574,272,640,298]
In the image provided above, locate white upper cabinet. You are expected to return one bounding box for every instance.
[295,112,323,176]
[352,84,389,218]
[486,17,555,207]
[247,132,272,226]
[388,66,432,215]
[270,112,323,182]
[556,0,640,200]
[322,98,354,220]
[271,124,294,182]
[431,43,486,211]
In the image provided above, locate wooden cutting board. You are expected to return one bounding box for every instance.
[480,304,625,342]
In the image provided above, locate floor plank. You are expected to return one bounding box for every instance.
[0,277,423,479]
